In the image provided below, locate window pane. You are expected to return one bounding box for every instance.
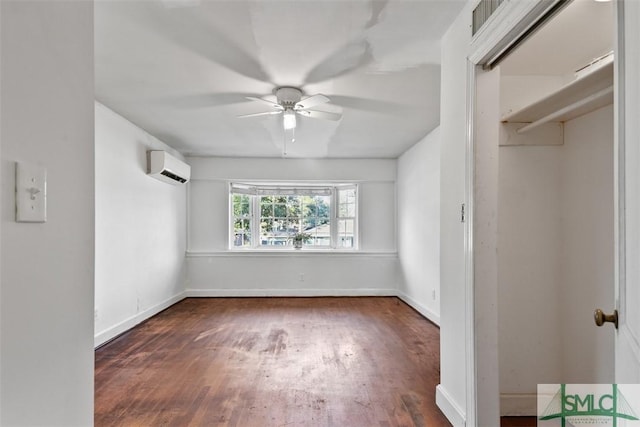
[337,219,354,248]
[273,218,287,231]
[260,218,274,232]
[261,203,273,218]
[346,202,356,217]
[232,193,252,248]
[304,216,330,230]
[340,202,356,218]
[339,188,355,204]
[288,197,301,217]
[316,196,331,216]
[233,195,251,217]
[233,218,251,247]
[338,188,356,218]
[339,191,347,204]
[302,217,314,230]
[299,194,330,247]
[305,220,331,246]
[274,204,287,217]
[303,196,330,229]
[260,218,289,246]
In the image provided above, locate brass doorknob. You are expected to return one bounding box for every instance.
[594,308,618,329]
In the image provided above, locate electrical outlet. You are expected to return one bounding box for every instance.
[299,273,305,282]
[94,309,98,320]
[432,290,436,300]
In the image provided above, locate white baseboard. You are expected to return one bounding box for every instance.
[396,291,440,326]
[500,393,537,416]
[94,292,186,348]
[184,288,398,297]
[436,385,466,427]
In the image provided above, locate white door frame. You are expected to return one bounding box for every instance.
[464,58,477,427]
[613,0,625,378]
[465,1,571,425]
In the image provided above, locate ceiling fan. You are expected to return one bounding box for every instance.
[238,87,342,131]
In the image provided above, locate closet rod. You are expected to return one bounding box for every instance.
[516,85,613,134]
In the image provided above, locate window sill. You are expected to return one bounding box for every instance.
[186,250,397,257]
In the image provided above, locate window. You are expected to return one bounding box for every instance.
[336,186,356,248]
[230,183,358,250]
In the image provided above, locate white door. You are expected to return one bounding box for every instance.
[614,0,640,382]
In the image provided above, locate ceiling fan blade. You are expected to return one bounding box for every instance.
[304,39,373,84]
[246,96,283,110]
[297,110,342,121]
[134,7,271,82]
[295,94,330,110]
[165,92,266,109]
[237,110,283,119]
[327,95,409,114]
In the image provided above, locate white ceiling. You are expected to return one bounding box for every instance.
[95,0,465,158]
[500,0,614,76]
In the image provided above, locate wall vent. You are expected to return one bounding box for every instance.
[472,0,505,35]
[160,169,187,183]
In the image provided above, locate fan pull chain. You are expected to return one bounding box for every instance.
[283,129,288,157]
[282,126,296,157]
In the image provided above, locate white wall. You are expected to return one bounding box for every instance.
[436,2,473,425]
[397,127,441,324]
[497,105,614,414]
[497,142,565,415]
[0,1,94,424]
[94,103,187,346]
[186,157,399,295]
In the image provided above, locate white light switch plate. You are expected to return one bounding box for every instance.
[16,162,47,223]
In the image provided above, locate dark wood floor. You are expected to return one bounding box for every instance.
[95,297,450,426]
[500,416,537,427]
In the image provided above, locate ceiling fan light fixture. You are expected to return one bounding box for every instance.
[283,111,297,130]
[238,87,340,132]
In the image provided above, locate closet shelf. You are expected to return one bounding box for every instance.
[501,60,614,132]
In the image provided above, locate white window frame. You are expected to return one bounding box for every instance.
[334,184,358,249]
[229,182,358,250]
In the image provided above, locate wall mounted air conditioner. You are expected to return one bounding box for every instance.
[147,151,191,185]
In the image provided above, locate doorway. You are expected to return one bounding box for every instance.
[473,0,616,418]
